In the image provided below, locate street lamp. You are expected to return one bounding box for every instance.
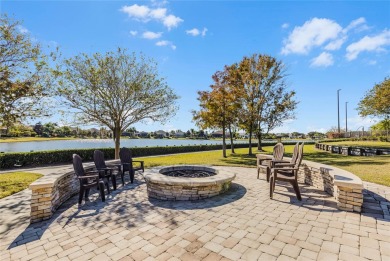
[337,89,341,134]
[345,101,348,134]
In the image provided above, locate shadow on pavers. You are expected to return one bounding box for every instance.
[271,182,390,222]
[5,173,143,250]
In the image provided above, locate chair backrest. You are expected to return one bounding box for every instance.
[119,147,133,164]
[294,143,305,169]
[273,143,284,161]
[73,154,85,177]
[94,150,107,169]
[290,142,300,164]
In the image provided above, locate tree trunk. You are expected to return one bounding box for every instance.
[229,123,235,153]
[248,125,253,155]
[222,118,227,158]
[257,131,263,151]
[114,127,121,159]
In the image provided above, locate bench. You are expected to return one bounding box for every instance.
[258,155,363,212]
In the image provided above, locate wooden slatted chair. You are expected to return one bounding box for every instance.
[93,150,119,190]
[270,142,300,169]
[119,147,144,183]
[256,142,284,182]
[73,154,107,204]
[270,143,305,201]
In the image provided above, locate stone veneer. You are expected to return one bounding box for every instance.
[259,155,363,213]
[29,160,119,223]
[143,166,236,201]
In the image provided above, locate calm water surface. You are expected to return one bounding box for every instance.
[0,139,251,153]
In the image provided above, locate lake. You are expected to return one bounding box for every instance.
[0,138,253,153]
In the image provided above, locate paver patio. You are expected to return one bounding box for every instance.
[1,166,390,260]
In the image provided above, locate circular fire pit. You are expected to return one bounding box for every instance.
[143,165,236,201]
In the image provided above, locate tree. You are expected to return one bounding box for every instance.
[0,14,55,132]
[192,66,240,157]
[56,48,179,158]
[237,54,297,154]
[358,77,390,137]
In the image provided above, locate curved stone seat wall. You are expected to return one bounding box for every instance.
[29,160,119,223]
[316,143,390,156]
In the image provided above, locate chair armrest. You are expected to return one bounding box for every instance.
[272,160,289,164]
[273,167,298,171]
[85,170,99,175]
[78,175,99,179]
[132,160,144,163]
[96,167,114,171]
[259,158,272,164]
[272,162,295,168]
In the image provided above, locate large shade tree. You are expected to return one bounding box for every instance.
[358,77,390,137]
[57,48,179,158]
[237,54,297,154]
[192,65,240,157]
[0,14,54,132]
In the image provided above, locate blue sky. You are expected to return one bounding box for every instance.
[2,0,390,134]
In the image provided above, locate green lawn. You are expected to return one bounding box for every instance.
[137,144,390,187]
[322,140,390,148]
[0,172,43,199]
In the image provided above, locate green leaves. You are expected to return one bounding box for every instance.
[0,14,56,130]
[56,48,179,158]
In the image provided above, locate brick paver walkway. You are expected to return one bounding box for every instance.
[1,166,390,260]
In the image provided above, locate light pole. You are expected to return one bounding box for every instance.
[337,89,341,134]
[345,101,348,134]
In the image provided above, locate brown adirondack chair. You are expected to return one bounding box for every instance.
[73,154,106,204]
[270,142,300,169]
[270,143,304,201]
[119,147,144,183]
[93,150,119,190]
[256,142,284,181]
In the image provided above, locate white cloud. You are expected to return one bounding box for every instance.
[120,4,150,19]
[346,30,390,61]
[310,52,334,67]
[201,28,208,37]
[150,8,167,19]
[282,18,342,55]
[344,17,369,33]
[186,28,200,36]
[156,40,176,50]
[142,31,162,39]
[17,25,29,34]
[130,30,138,36]
[281,23,289,29]
[120,4,183,30]
[186,27,208,37]
[324,36,347,51]
[162,14,183,30]
[368,60,377,65]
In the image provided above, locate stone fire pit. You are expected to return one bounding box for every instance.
[143,165,236,201]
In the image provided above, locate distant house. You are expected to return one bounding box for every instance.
[174,131,186,138]
[211,131,230,138]
[137,131,150,138]
[155,130,170,139]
